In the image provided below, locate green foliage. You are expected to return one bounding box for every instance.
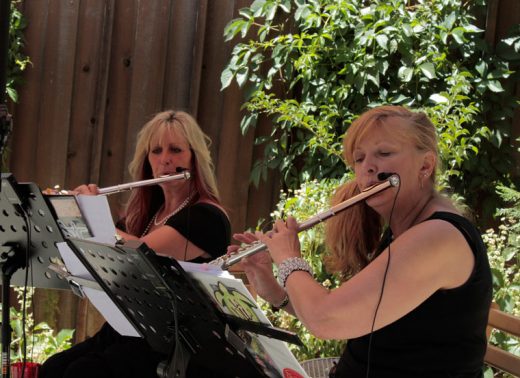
[6,0,31,103]
[0,288,74,364]
[482,186,520,373]
[259,178,346,360]
[222,0,520,224]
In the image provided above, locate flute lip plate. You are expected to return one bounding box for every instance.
[389,175,400,187]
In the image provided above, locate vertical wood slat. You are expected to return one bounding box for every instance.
[66,0,113,189]
[162,0,205,113]
[97,0,137,217]
[35,0,80,188]
[123,0,171,172]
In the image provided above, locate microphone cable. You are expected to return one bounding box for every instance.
[168,167,193,377]
[365,173,400,378]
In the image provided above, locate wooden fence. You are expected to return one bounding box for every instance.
[5,0,520,342]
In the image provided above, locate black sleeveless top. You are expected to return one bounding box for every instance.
[333,212,492,378]
[165,202,231,263]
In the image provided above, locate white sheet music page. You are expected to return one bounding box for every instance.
[56,195,140,337]
[75,194,117,245]
[181,262,309,378]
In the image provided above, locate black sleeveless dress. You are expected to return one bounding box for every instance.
[332,212,492,378]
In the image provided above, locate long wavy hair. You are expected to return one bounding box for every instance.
[124,110,221,236]
[325,105,438,278]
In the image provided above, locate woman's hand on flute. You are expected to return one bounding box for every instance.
[229,232,285,305]
[255,216,302,265]
[70,183,100,196]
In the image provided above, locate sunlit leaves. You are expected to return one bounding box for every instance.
[221,0,520,220]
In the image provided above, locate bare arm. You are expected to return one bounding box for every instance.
[259,217,475,340]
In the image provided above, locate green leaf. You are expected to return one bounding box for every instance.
[429,93,449,104]
[397,66,413,82]
[375,34,389,50]
[236,67,249,87]
[6,87,18,102]
[487,80,504,93]
[452,27,466,44]
[220,67,234,90]
[419,62,436,79]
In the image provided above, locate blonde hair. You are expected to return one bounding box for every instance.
[325,105,438,277]
[125,110,220,235]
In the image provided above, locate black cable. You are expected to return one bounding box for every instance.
[182,181,193,262]
[365,174,400,378]
[172,179,193,376]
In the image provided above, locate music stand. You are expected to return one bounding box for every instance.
[66,238,302,378]
[1,173,72,378]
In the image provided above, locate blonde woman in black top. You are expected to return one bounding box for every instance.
[41,110,230,378]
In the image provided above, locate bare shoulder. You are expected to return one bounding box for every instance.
[394,211,475,288]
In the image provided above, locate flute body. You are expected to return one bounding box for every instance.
[97,171,191,195]
[213,174,400,270]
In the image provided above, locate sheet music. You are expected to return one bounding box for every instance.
[75,194,117,245]
[184,264,309,377]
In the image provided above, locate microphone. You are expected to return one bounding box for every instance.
[377,172,396,180]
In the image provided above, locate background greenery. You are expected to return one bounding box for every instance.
[222,0,520,374]
[222,0,520,225]
[0,288,74,364]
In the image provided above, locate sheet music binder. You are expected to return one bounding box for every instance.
[66,238,302,378]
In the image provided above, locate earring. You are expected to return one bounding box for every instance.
[419,172,427,189]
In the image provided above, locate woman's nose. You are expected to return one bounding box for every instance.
[362,157,376,174]
[160,152,172,165]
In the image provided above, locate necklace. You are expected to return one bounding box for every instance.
[141,193,195,237]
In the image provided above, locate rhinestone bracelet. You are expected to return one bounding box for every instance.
[277,257,313,288]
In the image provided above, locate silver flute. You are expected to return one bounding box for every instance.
[211,174,400,270]
[97,171,191,195]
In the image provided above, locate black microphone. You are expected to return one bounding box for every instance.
[377,172,396,180]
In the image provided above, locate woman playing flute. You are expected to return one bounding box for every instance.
[233,105,492,377]
[41,110,230,378]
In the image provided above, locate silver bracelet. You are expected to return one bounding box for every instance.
[277,257,313,288]
[271,291,290,309]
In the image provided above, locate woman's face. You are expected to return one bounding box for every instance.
[352,117,427,211]
[147,127,193,180]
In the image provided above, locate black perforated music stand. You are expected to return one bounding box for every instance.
[1,173,70,377]
[66,238,301,378]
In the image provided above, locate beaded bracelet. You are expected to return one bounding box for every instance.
[277,257,313,288]
[271,291,290,309]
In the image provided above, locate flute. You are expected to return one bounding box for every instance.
[211,174,400,270]
[98,171,191,195]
